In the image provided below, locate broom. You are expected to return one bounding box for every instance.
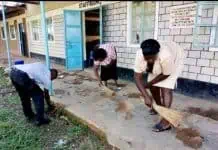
[102,86,116,97]
[152,102,190,128]
[152,102,218,149]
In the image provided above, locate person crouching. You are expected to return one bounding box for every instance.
[9,62,58,126]
[93,43,120,89]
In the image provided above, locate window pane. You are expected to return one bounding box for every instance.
[10,25,16,39]
[1,27,5,39]
[130,1,156,44]
[31,20,39,41]
[46,17,54,41]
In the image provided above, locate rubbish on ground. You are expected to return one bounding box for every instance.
[0,88,16,95]
[75,87,92,97]
[54,139,67,148]
[115,100,134,120]
[115,101,134,113]
[48,103,66,116]
[186,107,218,121]
[54,89,65,95]
[176,128,203,149]
[108,83,127,87]
[63,79,83,85]
[58,75,64,79]
[128,93,141,98]
[60,116,69,122]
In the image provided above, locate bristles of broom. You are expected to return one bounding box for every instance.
[152,102,188,128]
[102,86,116,97]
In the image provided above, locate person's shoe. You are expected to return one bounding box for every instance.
[34,118,51,126]
[26,114,36,122]
[152,123,172,132]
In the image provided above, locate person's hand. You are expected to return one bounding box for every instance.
[144,83,152,89]
[142,96,152,108]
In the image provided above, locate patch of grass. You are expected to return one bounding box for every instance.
[0,68,112,150]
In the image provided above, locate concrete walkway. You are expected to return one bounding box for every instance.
[1,54,218,150]
[51,69,218,150]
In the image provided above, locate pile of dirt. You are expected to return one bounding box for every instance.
[186,107,218,121]
[115,101,130,113]
[127,93,141,99]
[176,128,203,149]
[115,101,134,120]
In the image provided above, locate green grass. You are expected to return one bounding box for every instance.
[0,68,112,150]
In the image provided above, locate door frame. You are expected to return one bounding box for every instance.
[82,6,103,64]
[17,22,22,56]
[64,10,84,71]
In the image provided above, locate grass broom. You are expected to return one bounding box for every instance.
[152,102,190,128]
[102,86,116,97]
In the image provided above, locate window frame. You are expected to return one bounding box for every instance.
[209,5,218,51]
[193,1,218,51]
[127,1,159,48]
[9,24,16,40]
[1,26,6,40]
[46,16,55,42]
[30,20,40,42]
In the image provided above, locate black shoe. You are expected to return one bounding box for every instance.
[26,114,36,122]
[34,118,51,126]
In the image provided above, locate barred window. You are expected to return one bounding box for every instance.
[128,1,156,46]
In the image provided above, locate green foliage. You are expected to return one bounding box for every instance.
[0,68,110,150]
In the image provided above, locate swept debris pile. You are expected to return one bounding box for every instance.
[186,107,218,121]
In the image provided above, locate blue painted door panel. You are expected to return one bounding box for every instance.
[64,10,83,71]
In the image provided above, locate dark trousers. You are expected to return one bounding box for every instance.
[10,68,45,121]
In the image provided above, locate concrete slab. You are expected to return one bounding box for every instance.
[51,69,218,150]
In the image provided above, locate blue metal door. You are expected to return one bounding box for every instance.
[64,10,83,71]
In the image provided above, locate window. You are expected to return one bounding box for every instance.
[31,20,40,41]
[1,27,5,40]
[9,25,16,40]
[127,1,158,46]
[210,5,218,50]
[46,17,54,41]
[193,1,218,50]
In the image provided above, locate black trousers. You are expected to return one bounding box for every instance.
[100,60,118,81]
[10,68,45,121]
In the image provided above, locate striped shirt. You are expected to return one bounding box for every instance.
[94,43,117,66]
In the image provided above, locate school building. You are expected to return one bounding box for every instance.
[1,1,218,98]
[0,3,29,56]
